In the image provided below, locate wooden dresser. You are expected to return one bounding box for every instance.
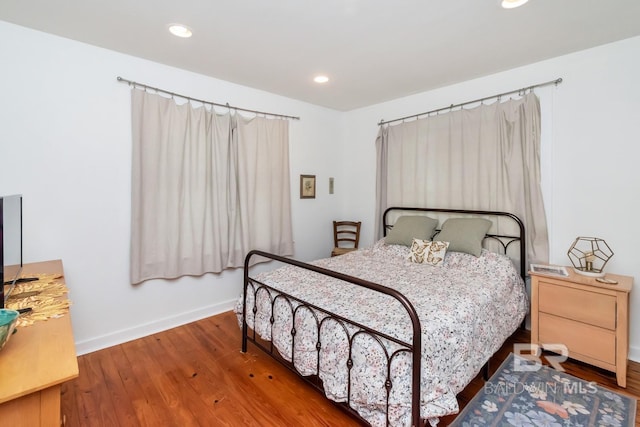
[530,268,633,387]
[0,260,78,426]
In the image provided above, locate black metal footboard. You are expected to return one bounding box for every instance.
[241,250,423,427]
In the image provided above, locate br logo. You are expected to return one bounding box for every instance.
[513,343,569,372]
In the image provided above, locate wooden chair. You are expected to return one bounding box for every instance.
[331,221,361,257]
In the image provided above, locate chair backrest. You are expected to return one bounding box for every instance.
[333,221,361,249]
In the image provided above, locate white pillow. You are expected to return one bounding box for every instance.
[408,239,450,266]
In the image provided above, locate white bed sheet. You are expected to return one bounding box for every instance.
[235,240,528,426]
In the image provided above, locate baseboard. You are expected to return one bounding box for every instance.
[74,299,237,356]
[629,344,640,363]
[74,302,640,364]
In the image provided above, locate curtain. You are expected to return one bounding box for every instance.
[375,93,548,266]
[130,89,293,284]
[231,114,294,264]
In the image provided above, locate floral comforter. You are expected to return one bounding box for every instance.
[234,240,528,426]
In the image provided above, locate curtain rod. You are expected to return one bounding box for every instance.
[378,77,562,126]
[116,76,300,121]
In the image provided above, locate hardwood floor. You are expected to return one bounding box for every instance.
[61,311,640,426]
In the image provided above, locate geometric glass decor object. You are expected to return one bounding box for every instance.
[567,236,614,278]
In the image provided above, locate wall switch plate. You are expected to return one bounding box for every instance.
[329,177,334,194]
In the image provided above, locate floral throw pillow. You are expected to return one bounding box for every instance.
[408,239,450,266]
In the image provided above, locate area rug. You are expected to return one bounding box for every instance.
[451,353,636,427]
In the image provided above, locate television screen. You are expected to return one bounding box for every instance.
[1,194,23,308]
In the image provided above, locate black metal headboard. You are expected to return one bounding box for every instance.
[382,207,526,281]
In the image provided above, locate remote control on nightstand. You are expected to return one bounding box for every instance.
[596,277,619,284]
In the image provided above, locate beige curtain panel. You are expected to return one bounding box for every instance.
[130,89,293,284]
[375,93,549,267]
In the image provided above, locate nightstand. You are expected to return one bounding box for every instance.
[530,268,633,387]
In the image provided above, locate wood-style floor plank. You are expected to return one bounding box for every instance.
[61,310,640,426]
[102,345,145,426]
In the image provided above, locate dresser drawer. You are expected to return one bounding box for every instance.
[538,282,616,329]
[539,312,616,365]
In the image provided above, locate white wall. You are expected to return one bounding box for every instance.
[0,21,346,354]
[344,36,640,361]
[3,20,639,362]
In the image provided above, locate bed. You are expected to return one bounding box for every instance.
[235,207,529,426]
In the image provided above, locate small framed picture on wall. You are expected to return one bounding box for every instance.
[300,175,316,199]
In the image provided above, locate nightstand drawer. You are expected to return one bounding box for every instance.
[539,313,616,365]
[538,282,616,329]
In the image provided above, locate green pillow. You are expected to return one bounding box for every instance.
[436,218,492,257]
[385,216,438,246]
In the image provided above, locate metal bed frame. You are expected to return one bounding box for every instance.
[241,207,526,427]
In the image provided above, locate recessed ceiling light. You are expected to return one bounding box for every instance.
[501,0,529,8]
[168,24,193,38]
[314,75,329,84]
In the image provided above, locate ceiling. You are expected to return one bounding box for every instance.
[2,0,640,111]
